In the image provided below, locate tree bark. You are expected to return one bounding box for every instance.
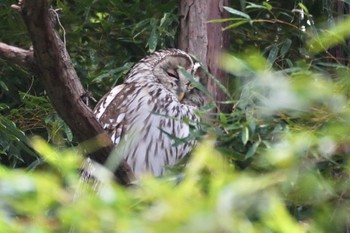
[0,42,35,70]
[329,0,350,65]
[178,0,230,112]
[1,0,134,185]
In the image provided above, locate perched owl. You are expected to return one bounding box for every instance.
[93,49,208,178]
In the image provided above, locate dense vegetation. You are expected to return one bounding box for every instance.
[1,0,350,232]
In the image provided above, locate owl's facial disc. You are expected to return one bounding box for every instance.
[176,67,196,102]
[156,55,202,102]
[164,67,187,102]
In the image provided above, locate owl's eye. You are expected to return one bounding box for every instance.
[166,69,178,79]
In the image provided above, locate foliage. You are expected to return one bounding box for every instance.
[0,137,319,232]
[1,0,350,232]
[223,0,349,69]
[1,91,350,232]
[55,0,178,96]
[213,50,350,231]
[0,0,178,166]
[204,1,350,231]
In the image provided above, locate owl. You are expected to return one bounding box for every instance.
[93,49,208,178]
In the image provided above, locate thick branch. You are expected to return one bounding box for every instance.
[14,0,133,185]
[0,42,35,70]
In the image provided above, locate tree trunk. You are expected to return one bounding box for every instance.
[329,0,350,65]
[0,0,134,185]
[178,0,230,112]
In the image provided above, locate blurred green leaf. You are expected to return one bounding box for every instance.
[223,6,251,20]
[308,17,350,54]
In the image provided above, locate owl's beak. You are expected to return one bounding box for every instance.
[177,91,185,102]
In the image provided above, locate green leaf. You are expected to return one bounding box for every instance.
[219,113,227,125]
[285,58,293,68]
[263,2,273,11]
[223,20,250,30]
[64,124,73,142]
[308,17,350,54]
[246,2,272,11]
[208,18,246,23]
[0,81,9,91]
[160,13,171,27]
[245,140,261,159]
[241,126,249,145]
[223,6,251,20]
[267,44,279,64]
[147,19,158,53]
[298,3,309,14]
[280,39,292,58]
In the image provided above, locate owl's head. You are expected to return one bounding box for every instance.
[125,49,208,106]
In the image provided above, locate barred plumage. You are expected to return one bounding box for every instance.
[93,49,207,178]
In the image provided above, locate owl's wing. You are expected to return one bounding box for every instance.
[94,84,137,145]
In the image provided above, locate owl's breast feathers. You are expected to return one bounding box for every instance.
[93,82,199,177]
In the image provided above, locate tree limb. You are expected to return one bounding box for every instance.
[0,42,35,70]
[6,0,134,185]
